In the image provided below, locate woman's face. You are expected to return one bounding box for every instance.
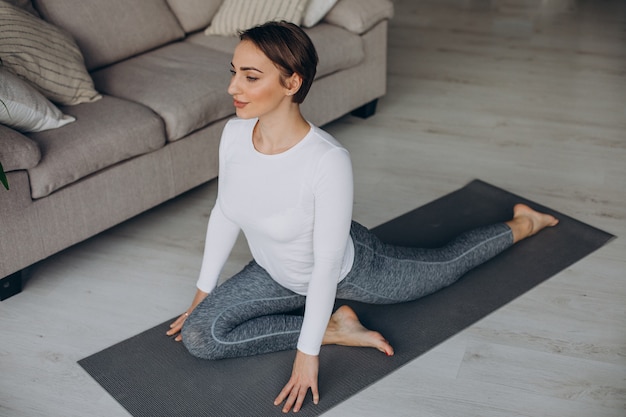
[228,40,294,119]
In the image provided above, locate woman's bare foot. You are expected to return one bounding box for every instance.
[506,204,559,243]
[323,305,394,356]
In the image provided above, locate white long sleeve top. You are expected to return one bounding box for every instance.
[196,117,355,355]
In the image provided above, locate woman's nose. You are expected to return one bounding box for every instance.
[227,75,239,96]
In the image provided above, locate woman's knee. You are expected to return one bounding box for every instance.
[181,317,225,360]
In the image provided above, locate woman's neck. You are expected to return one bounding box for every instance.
[253,107,310,155]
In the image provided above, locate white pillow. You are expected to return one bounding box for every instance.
[0,68,76,132]
[302,0,338,28]
[205,0,309,36]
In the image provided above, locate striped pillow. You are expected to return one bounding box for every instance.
[0,2,101,105]
[205,0,309,36]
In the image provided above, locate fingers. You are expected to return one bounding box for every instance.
[274,351,321,412]
[274,380,319,413]
[281,384,307,413]
[311,383,319,405]
[283,385,300,413]
[283,389,308,413]
[169,312,187,329]
[274,381,292,407]
[166,312,190,341]
[273,380,299,413]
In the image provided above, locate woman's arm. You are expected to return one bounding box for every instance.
[167,199,240,340]
[167,288,208,341]
[298,147,354,355]
[195,201,241,293]
[276,147,354,412]
[168,118,240,338]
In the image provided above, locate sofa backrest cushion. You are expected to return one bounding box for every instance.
[323,0,394,34]
[33,0,185,71]
[166,0,222,33]
[185,22,364,80]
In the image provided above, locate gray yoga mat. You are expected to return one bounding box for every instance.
[78,179,615,417]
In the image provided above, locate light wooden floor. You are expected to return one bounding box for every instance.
[1,1,625,416]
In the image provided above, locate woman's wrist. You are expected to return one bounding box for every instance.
[189,289,209,311]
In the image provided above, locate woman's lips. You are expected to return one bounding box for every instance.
[233,100,247,108]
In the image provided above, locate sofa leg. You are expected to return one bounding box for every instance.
[351,99,378,119]
[0,271,23,301]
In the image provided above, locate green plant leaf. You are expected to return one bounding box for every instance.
[0,97,9,119]
[0,161,9,190]
[0,94,11,189]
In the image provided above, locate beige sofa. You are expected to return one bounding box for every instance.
[0,0,393,299]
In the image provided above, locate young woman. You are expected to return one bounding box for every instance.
[167,21,559,413]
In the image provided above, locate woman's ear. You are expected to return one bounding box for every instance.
[286,73,303,96]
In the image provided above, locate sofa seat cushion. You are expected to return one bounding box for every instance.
[91,43,233,142]
[186,23,364,80]
[27,96,166,199]
[184,33,239,57]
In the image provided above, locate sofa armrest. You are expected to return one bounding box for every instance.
[0,125,41,172]
[323,0,394,35]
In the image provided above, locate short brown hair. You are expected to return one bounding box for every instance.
[240,21,318,104]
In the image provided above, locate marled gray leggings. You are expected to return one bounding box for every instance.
[181,221,513,359]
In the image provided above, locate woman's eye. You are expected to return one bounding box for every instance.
[246,76,258,82]
[229,69,236,76]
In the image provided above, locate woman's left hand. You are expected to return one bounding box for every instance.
[274,350,320,413]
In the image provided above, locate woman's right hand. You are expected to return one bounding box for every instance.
[166,289,209,342]
[167,311,190,341]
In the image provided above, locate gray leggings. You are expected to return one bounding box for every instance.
[182,221,513,359]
